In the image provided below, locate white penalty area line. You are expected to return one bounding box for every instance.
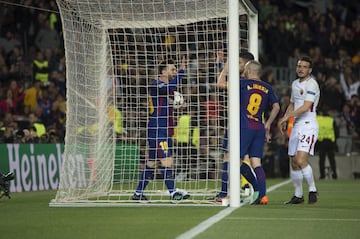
[176,179,291,239]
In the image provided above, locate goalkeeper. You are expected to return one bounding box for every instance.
[132,56,190,201]
[0,171,14,199]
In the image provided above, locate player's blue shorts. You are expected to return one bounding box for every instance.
[147,129,173,160]
[222,128,265,158]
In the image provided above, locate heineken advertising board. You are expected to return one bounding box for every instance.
[0,144,139,193]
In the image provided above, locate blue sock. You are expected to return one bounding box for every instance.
[135,165,154,194]
[161,167,175,194]
[254,166,266,198]
[240,163,258,191]
[220,162,229,197]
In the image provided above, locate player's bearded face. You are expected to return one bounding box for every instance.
[167,64,177,79]
[296,61,312,79]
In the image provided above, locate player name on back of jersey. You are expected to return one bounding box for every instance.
[247,83,268,93]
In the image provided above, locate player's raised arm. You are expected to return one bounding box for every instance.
[217,61,228,89]
[167,57,187,89]
[215,49,228,89]
[179,55,187,71]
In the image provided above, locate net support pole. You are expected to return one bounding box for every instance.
[228,0,241,208]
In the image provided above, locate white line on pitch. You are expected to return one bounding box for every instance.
[225,217,360,222]
[175,179,291,239]
[175,206,238,239]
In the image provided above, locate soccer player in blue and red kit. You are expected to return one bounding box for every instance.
[239,60,280,204]
[132,57,190,201]
[216,59,280,204]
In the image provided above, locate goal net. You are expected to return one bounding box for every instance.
[51,0,257,206]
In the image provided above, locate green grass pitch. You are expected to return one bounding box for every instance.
[1,179,359,239]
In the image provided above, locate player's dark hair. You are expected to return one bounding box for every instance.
[239,51,255,61]
[299,56,313,68]
[158,59,175,74]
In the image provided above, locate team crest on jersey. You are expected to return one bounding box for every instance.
[300,89,304,95]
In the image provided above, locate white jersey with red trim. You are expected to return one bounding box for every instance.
[290,76,320,125]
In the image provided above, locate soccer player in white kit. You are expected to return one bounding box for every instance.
[278,56,320,204]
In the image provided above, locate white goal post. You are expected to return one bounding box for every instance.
[50,0,258,206]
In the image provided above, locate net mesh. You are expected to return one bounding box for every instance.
[52,0,256,205]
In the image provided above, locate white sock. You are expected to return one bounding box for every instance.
[302,164,317,192]
[290,169,303,198]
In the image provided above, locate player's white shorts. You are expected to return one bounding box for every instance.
[288,121,318,156]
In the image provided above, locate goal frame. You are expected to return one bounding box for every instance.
[50,0,258,207]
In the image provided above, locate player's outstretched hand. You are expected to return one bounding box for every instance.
[180,55,187,71]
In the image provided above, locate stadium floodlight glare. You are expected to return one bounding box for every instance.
[50,0,258,207]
